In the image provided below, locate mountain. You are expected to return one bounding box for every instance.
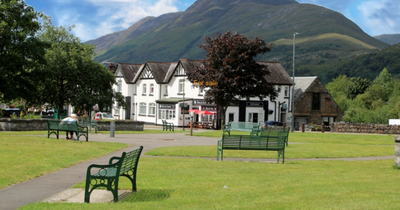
[374,34,400,45]
[87,0,389,84]
[325,43,400,81]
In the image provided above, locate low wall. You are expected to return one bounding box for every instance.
[96,121,144,131]
[0,119,144,131]
[331,122,400,134]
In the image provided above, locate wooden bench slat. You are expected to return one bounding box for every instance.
[46,119,89,141]
[217,127,290,163]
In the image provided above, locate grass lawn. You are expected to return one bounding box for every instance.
[3,131,399,209]
[147,132,395,159]
[22,158,400,209]
[0,132,128,189]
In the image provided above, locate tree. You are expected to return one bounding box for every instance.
[326,75,353,112]
[0,0,49,103]
[373,67,393,101]
[37,17,126,115]
[345,77,372,100]
[186,31,276,126]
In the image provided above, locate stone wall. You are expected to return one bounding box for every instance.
[331,122,400,134]
[0,119,144,131]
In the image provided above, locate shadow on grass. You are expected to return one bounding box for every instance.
[121,189,174,203]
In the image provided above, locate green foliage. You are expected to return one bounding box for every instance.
[36,17,126,115]
[373,67,394,101]
[330,68,400,123]
[0,0,49,103]
[345,77,372,100]
[20,113,41,119]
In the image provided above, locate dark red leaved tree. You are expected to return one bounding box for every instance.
[186,31,277,126]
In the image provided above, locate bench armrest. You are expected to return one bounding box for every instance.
[78,125,88,131]
[86,162,120,177]
[109,156,122,165]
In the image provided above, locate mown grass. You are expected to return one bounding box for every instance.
[0,133,128,189]
[23,158,400,209]
[162,131,394,158]
[5,131,399,209]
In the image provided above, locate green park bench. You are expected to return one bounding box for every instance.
[79,116,98,133]
[46,119,89,141]
[223,121,260,136]
[162,119,174,131]
[84,146,144,203]
[217,127,290,163]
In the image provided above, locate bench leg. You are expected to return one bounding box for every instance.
[277,150,285,164]
[217,148,223,161]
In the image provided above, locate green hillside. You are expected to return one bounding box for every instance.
[88,0,389,84]
[324,43,400,82]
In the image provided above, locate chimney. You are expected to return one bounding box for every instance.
[108,63,116,73]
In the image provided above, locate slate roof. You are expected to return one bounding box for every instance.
[179,59,202,75]
[116,63,143,84]
[163,62,179,83]
[293,76,318,102]
[164,59,201,83]
[257,61,293,85]
[145,61,173,83]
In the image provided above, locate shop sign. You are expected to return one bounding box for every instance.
[159,104,175,109]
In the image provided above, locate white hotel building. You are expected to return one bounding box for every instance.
[111,59,293,129]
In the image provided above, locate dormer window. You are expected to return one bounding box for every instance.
[177,65,185,75]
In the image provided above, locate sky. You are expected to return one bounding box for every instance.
[24,0,400,42]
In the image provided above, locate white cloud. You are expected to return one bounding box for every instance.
[357,0,400,35]
[53,0,179,41]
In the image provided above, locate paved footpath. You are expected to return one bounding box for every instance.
[0,130,395,210]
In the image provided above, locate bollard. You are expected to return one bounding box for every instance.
[394,136,400,167]
[322,123,325,133]
[302,123,305,133]
[110,121,115,137]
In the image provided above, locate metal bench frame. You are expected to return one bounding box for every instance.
[84,146,144,203]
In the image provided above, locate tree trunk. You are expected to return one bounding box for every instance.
[221,106,228,127]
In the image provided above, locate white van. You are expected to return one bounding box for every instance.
[95,112,115,121]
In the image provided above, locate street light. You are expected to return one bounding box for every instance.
[291,32,298,132]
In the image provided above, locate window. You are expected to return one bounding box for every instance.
[177,65,185,75]
[149,103,155,116]
[159,110,175,120]
[312,93,320,110]
[277,85,281,92]
[117,80,122,92]
[229,113,234,122]
[150,84,154,95]
[179,79,185,93]
[139,103,147,115]
[248,113,258,123]
[159,109,165,119]
[142,84,147,95]
[284,87,289,97]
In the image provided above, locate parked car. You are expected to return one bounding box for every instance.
[95,112,115,121]
[2,108,21,117]
[266,121,283,127]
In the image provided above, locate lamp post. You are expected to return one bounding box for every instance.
[182,92,185,131]
[291,32,298,132]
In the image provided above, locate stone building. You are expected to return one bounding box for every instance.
[293,76,343,129]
